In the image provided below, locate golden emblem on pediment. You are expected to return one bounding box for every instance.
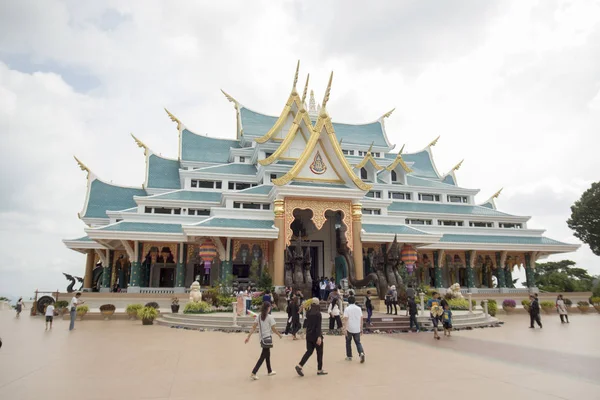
[309,151,327,174]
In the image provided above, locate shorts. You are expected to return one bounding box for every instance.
[45,316,53,322]
[430,315,440,327]
[443,321,452,329]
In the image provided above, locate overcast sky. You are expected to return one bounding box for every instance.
[1,0,599,300]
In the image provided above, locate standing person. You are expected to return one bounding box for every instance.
[324,278,330,301]
[69,292,84,331]
[15,297,25,318]
[442,304,452,337]
[244,288,252,313]
[385,286,392,314]
[328,279,336,301]
[529,294,542,329]
[408,297,419,332]
[390,285,398,315]
[289,294,301,340]
[556,295,569,324]
[245,302,282,381]
[365,291,373,326]
[427,292,443,340]
[343,296,365,363]
[328,291,342,332]
[295,298,327,377]
[45,303,55,331]
[319,278,327,301]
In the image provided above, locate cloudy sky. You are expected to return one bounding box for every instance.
[1,0,599,299]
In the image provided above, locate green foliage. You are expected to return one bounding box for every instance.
[216,295,236,307]
[55,300,69,309]
[99,304,116,312]
[144,302,160,309]
[540,301,555,308]
[481,299,497,316]
[137,306,159,320]
[590,297,600,305]
[183,301,213,314]
[564,298,572,306]
[593,281,600,298]
[76,305,89,314]
[256,269,273,292]
[448,298,470,310]
[202,288,219,306]
[249,259,261,284]
[126,304,143,314]
[567,182,600,256]
[0,296,10,301]
[577,301,589,307]
[533,260,594,292]
[251,296,263,308]
[213,273,235,296]
[521,299,531,307]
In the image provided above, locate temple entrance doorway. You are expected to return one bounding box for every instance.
[159,268,175,287]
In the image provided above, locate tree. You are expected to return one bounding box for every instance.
[529,260,594,292]
[568,181,600,256]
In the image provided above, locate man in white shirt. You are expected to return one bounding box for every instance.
[45,303,55,331]
[69,293,84,331]
[319,279,327,300]
[343,296,365,363]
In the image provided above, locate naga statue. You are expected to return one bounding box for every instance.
[75,276,84,291]
[284,238,313,297]
[371,235,407,300]
[337,242,379,295]
[63,273,77,293]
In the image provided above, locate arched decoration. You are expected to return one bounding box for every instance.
[284,198,352,250]
[232,240,269,264]
[142,243,177,263]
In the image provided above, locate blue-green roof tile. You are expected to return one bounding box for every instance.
[406,175,455,188]
[442,175,456,186]
[362,224,430,235]
[440,234,567,246]
[198,163,257,175]
[403,151,439,178]
[84,180,146,219]
[147,154,180,189]
[197,218,275,229]
[97,222,183,233]
[238,185,273,195]
[149,190,221,202]
[181,129,240,163]
[388,201,513,216]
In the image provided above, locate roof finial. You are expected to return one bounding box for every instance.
[492,188,503,199]
[131,133,149,156]
[428,135,440,147]
[73,156,90,178]
[220,89,239,108]
[339,138,343,146]
[451,159,464,172]
[381,108,395,119]
[368,141,374,154]
[308,90,317,118]
[292,60,300,93]
[399,144,405,154]
[164,108,182,131]
[320,71,333,117]
[301,74,310,106]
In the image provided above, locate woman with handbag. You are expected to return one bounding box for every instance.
[295,298,328,377]
[245,302,282,381]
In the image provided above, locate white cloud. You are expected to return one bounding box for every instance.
[0,0,599,298]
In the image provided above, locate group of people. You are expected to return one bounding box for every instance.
[317,277,338,301]
[527,293,570,328]
[245,294,366,380]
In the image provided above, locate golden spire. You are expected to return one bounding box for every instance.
[367,141,374,154]
[399,144,405,154]
[131,133,149,156]
[320,71,333,117]
[450,159,464,172]
[220,89,239,108]
[164,108,182,131]
[428,135,440,147]
[292,60,300,93]
[73,156,91,178]
[381,108,395,119]
[301,74,310,106]
[492,188,503,199]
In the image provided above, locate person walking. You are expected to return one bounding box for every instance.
[295,298,327,377]
[15,297,25,318]
[289,294,301,340]
[427,292,443,340]
[319,278,327,301]
[45,303,55,331]
[442,304,453,337]
[365,291,373,326]
[343,296,365,363]
[385,286,392,314]
[407,296,419,332]
[245,302,282,380]
[244,288,252,313]
[328,292,342,332]
[390,285,398,315]
[556,294,569,324]
[69,292,84,331]
[529,294,542,329]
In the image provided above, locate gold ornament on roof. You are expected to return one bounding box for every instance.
[220,89,239,107]
[428,135,440,147]
[310,151,327,175]
[131,133,149,156]
[292,60,300,93]
[73,156,90,175]
[164,108,182,131]
[320,71,333,117]
[451,159,464,172]
[399,144,405,154]
[492,188,503,199]
[381,108,395,119]
[301,74,310,106]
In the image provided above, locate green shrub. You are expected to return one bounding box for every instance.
[216,295,236,307]
[202,288,219,306]
[590,297,600,306]
[540,301,555,308]
[564,298,573,306]
[55,300,69,309]
[251,296,264,308]
[521,299,531,307]
[126,304,143,314]
[448,298,470,310]
[137,306,158,320]
[99,304,116,312]
[145,302,159,309]
[183,301,213,314]
[577,301,589,307]
[76,305,89,314]
[481,299,497,316]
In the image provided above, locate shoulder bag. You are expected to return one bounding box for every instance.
[258,318,273,348]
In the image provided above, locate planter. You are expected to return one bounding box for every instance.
[101,310,115,320]
[76,312,87,321]
[502,305,516,314]
[171,305,180,313]
[58,307,67,316]
[142,318,154,325]
[577,305,590,313]
[542,306,555,315]
[523,305,530,313]
[594,305,600,313]
[128,312,138,320]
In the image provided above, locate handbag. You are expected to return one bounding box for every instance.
[258,318,273,348]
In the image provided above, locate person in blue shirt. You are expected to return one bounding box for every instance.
[262,290,274,314]
[442,304,453,337]
[427,292,443,340]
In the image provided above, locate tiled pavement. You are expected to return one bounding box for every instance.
[0,310,598,400]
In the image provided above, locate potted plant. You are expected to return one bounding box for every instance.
[577,301,590,313]
[171,297,180,313]
[521,299,531,313]
[138,306,159,325]
[99,304,116,320]
[126,304,143,320]
[183,301,213,314]
[480,299,497,316]
[145,301,160,310]
[540,301,555,314]
[76,305,89,320]
[564,298,573,310]
[55,300,69,316]
[502,299,516,313]
[590,297,600,313]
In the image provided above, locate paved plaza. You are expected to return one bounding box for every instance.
[0,310,598,400]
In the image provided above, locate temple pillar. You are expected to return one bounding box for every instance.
[273,199,285,286]
[524,252,536,288]
[221,238,232,281]
[432,250,443,288]
[100,250,113,292]
[351,203,364,280]
[83,250,94,290]
[175,243,186,293]
[465,250,475,290]
[505,264,514,288]
[496,251,506,289]
[129,241,141,293]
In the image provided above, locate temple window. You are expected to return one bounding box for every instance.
[228,182,254,190]
[342,149,355,156]
[234,202,241,209]
[173,208,181,215]
[406,218,432,225]
[233,202,269,210]
[438,220,464,226]
[362,208,381,215]
[360,168,368,180]
[191,180,221,189]
[374,152,381,158]
[262,204,271,210]
[265,152,273,158]
[242,203,261,210]
[366,190,381,199]
[189,209,210,216]
[499,222,522,229]
[391,170,398,182]
[389,191,411,200]
[448,195,468,203]
[270,174,277,181]
[469,221,493,228]
[145,207,152,213]
[239,156,246,163]
[418,193,440,202]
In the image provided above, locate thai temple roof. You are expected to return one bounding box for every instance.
[181,129,240,163]
[95,222,184,233]
[82,179,146,219]
[195,163,257,175]
[439,234,569,246]
[147,190,221,202]
[401,150,439,179]
[147,154,180,189]
[195,218,275,230]
[388,202,513,217]
[362,224,430,235]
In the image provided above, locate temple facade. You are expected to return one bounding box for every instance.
[63,63,579,294]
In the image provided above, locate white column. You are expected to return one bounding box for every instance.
[483,299,489,318]
[419,292,425,316]
[468,292,473,314]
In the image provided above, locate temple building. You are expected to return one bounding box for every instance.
[63,63,579,294]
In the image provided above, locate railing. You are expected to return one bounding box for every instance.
[139,288,175,294]
[503,288,531,294]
